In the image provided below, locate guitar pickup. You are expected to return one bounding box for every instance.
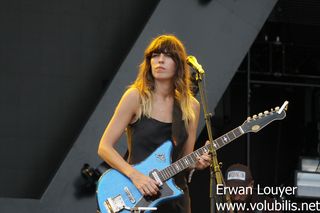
[124,186,136,204]
[104,195,125,213]
[151,171,163,186]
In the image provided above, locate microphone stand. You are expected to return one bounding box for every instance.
[194,69,232,213]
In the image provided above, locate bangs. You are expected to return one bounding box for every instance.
[146,36,180,59]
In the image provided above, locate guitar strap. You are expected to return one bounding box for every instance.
[172,99,188,147]
[171,99,191,188]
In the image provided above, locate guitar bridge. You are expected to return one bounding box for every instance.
[104,195,125,213]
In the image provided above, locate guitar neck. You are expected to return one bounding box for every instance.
[158,126,245,182]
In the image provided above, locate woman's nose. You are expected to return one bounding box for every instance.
[158,53,165,62]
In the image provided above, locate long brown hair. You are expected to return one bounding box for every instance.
[130,34,195,127]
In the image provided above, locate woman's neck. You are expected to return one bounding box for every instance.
[153,81,174,99]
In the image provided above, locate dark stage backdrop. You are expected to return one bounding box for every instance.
[0,0,160,199]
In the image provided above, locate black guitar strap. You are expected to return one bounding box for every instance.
[171,99,191,185]
[172,99,188,148]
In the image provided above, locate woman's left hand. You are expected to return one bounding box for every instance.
[195,140,212,170]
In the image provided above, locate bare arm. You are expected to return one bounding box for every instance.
[97,88,159,196]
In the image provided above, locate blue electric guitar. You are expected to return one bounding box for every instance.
[96,101,288,213]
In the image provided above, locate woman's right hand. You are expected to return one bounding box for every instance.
[128,170,160,197]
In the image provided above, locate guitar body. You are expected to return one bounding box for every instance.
[96,141,183,213]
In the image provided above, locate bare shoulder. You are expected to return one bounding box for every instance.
[117,87,140,112]
[190,96,200,112]
[123,87,140,102]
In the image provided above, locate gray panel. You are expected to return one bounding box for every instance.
[0,0,277,212]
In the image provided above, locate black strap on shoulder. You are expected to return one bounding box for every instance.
[172,99,188,146]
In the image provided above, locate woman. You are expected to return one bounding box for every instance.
[98,34,211,212]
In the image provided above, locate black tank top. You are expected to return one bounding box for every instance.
[126,114,189,189]
[127,116,173,164]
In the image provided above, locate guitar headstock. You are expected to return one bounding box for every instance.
[241,101,289,133]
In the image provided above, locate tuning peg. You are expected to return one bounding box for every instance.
[264,110,269,115]
[275,106,280,111]
[252,114,257,119]
[258,112,263,117]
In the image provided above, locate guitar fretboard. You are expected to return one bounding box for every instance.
[157,126,244,182]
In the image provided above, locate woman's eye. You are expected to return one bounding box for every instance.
[151,52,172,58]
[151,53,160,57]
